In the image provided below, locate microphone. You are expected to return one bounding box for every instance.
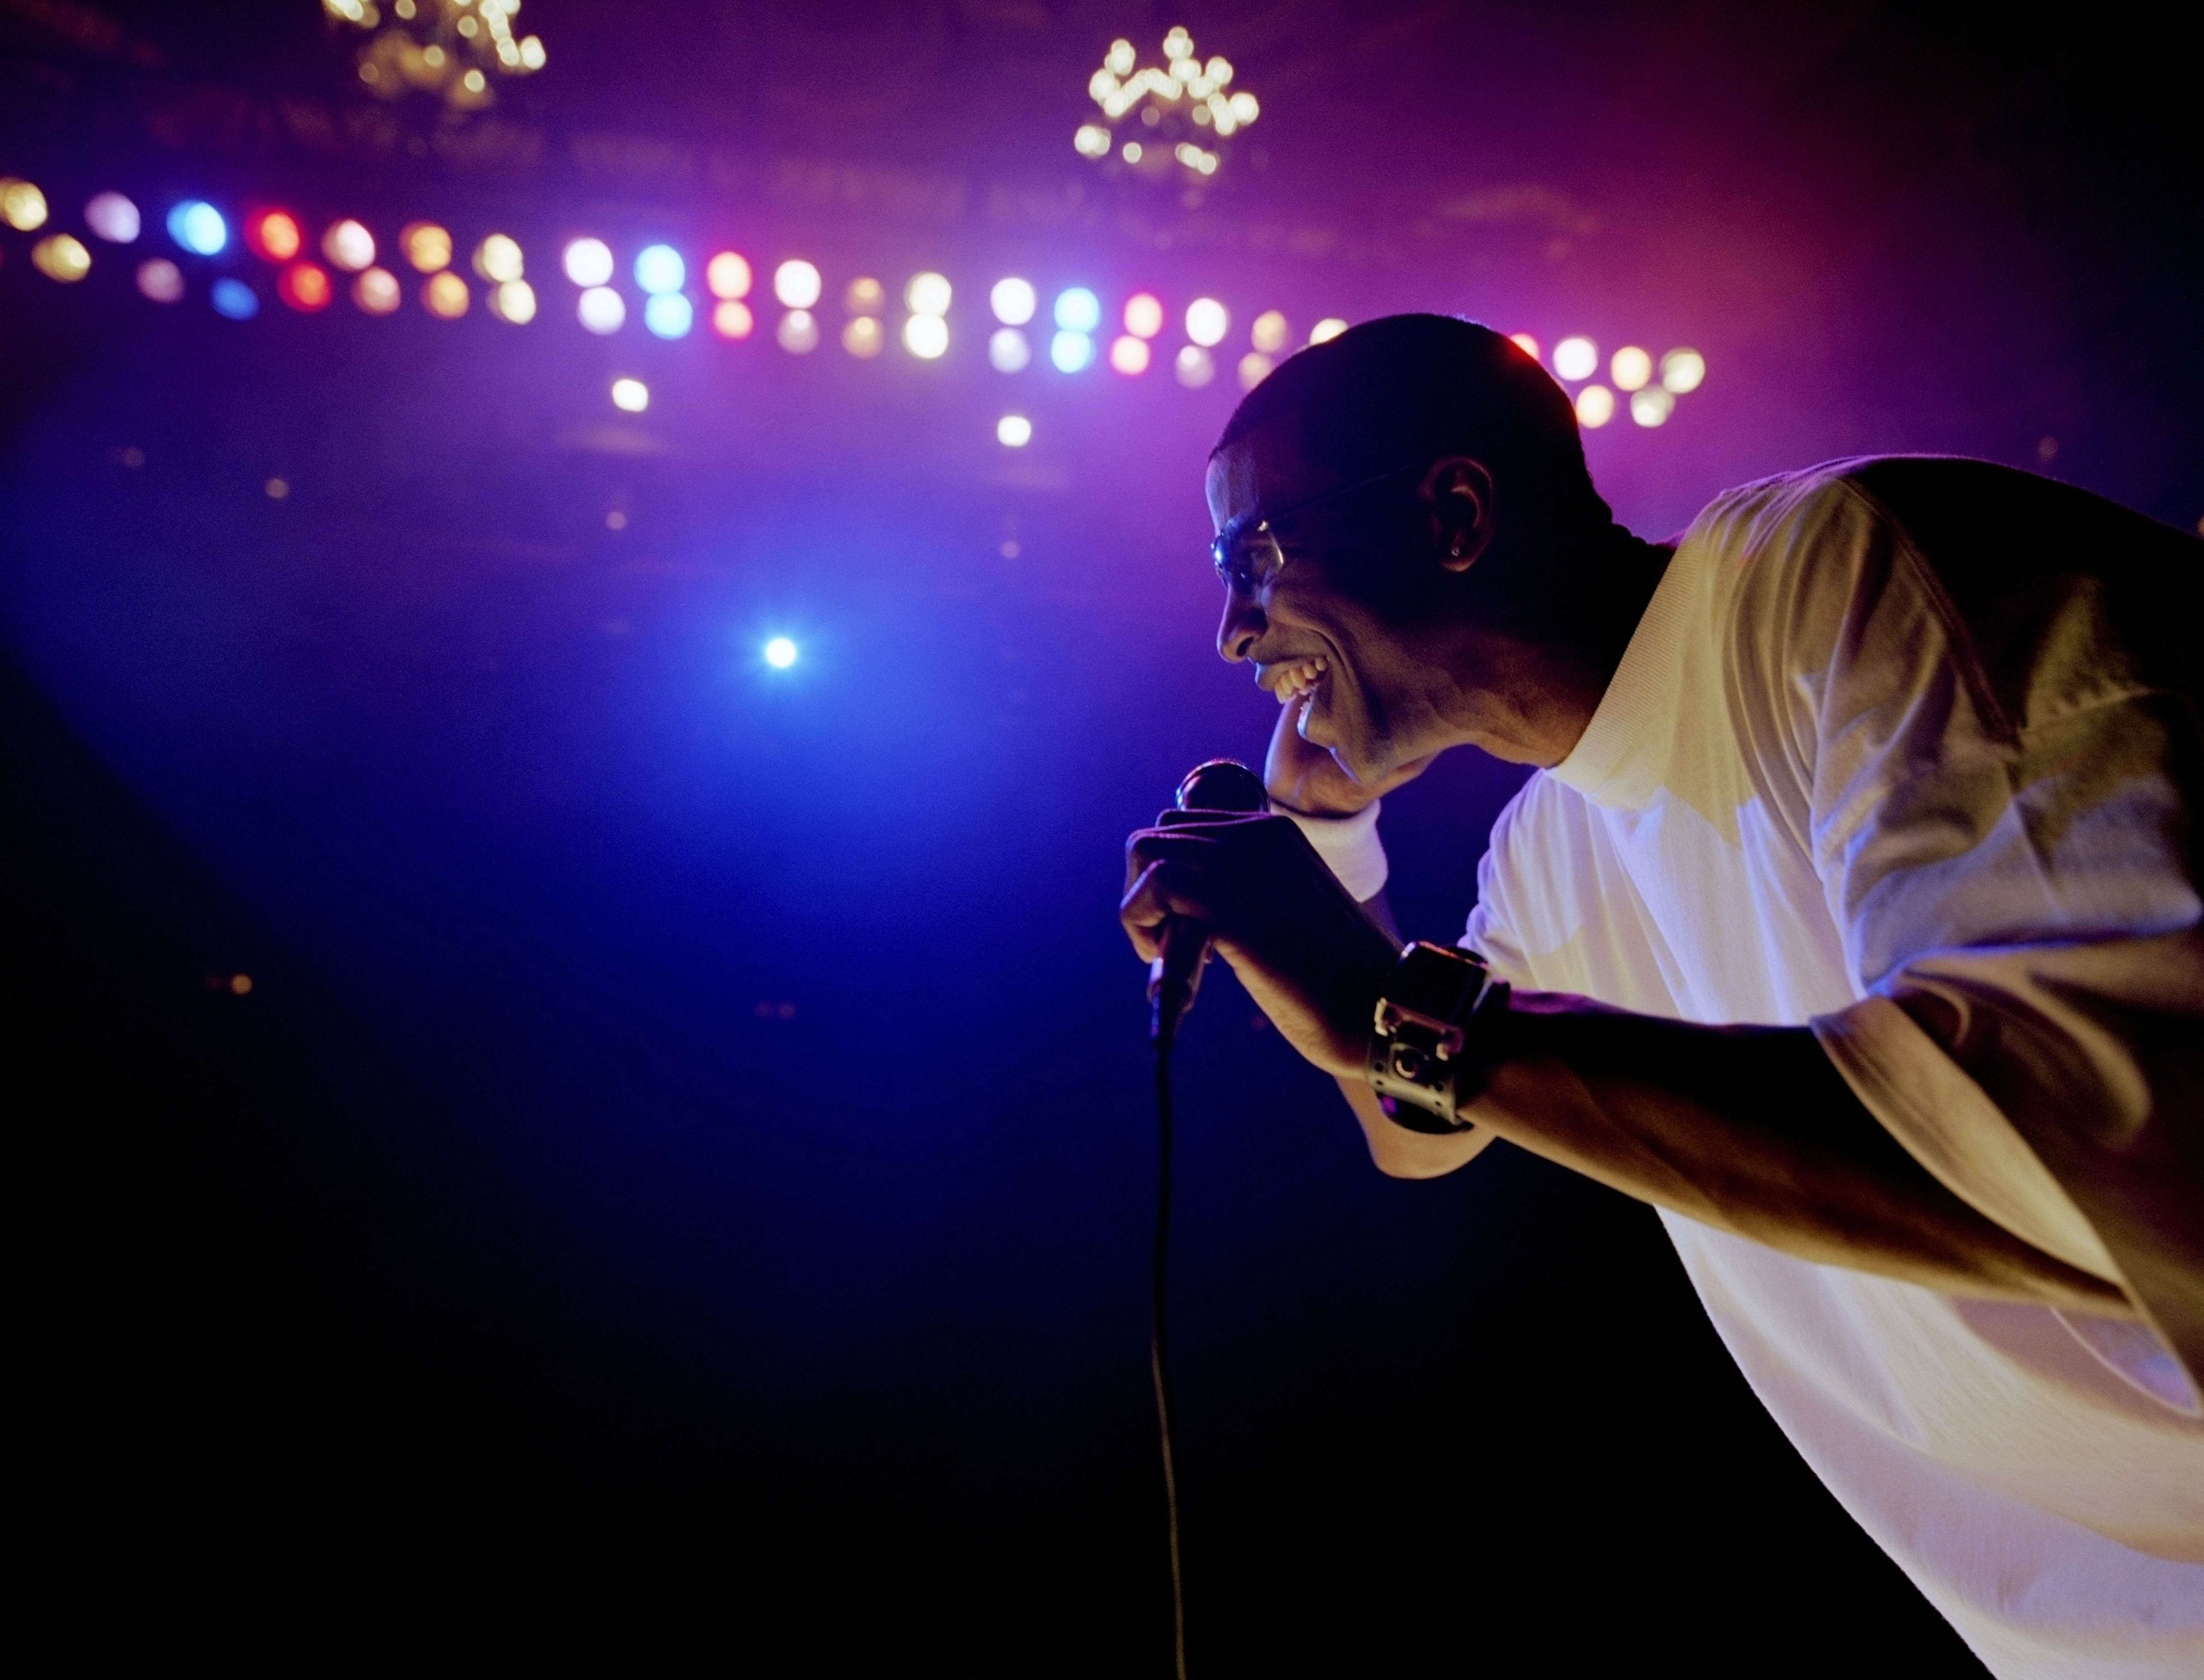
[1148,758,1268,1044]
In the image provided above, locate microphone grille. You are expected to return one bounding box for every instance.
[1173,758,1268,814]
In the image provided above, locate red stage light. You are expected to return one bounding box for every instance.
[245,209,303,263]
[278,262,333,312]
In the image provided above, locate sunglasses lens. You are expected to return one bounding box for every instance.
[1214,527,1278,594]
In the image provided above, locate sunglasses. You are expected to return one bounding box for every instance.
[1209,462,1426,596]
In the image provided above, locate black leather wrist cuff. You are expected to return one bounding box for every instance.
[1365,942,1510,1134]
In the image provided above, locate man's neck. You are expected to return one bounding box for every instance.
[1447,532,1674,769]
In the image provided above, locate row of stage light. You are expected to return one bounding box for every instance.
[0,175,1708,429]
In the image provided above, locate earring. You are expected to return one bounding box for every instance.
[1449,531,1468,558]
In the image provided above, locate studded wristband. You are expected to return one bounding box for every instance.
[1365,942,1510,1135]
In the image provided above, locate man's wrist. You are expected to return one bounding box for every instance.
[1365,942,1510,1133]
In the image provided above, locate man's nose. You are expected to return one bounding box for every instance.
[1217,590,1264,662]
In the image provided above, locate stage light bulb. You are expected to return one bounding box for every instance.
[563,237,615,288]
[1251,310,1289,354]
[905,271,952,316]
[1122,142,1143,164]
[712,299,754,339]
[475,233,525,283]
[1051,330,1094,373]
[991,277,1037,326]
[763,637,798,669]
[1553,335,1598,381]
[1109,335,1150,376]
[843,316,884,358]
[706,251,752,300]
[610,378,649,414]
[84,192,140,243]
[490,278,537,324]
[244,210,301,263]
[845,276,885,315]
[1575,384,1615,428]
[1309,317,1348,345]
[210,277,258,319]
[1174,344,1215,388]
[1508,332,1539,361]
[352,267,400,315]
[1238,352,1273,390]
[1660,348,1706,394]
[135,258,184,303]
[1123,293,1164,338]
[578,286,626,334]
[777,309,820,353]
[904,313,950,359]
[277,262,331,311]
[644,293,694,339]
[773,259,823,309]
[32,234,90,282]
[997,414,1033,448]
[1610,346,1652,392]
[635,243,684,296]
[322,219,375,272]
[1053,287,1101,333]
[1073,124,1110,158]
[168,200,227,256]
[1631,386,1675,427]
[1184,297,1228,348]
[989,327,1031,373]
[400,222,451,273]
[422,272,469,319]
[1,177,48,231]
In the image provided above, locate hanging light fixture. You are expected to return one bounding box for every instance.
[1075,26,1259,184]
[328,0,547,111]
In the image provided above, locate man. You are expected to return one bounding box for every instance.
[1121,315,2203,1676]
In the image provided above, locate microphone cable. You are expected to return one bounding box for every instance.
[1152,1019,1189,1680]
[1142,757,1262,1678]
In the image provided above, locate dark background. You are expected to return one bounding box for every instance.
[5,3,2197,1669]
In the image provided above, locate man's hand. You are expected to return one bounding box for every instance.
[1121,809,1401,1076]
[1264,699,1439,816]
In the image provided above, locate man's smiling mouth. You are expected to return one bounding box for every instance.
[1268,654,1331,738]
[1270,654,1327,707]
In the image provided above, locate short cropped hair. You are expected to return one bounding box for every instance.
[1215,314,1608,543]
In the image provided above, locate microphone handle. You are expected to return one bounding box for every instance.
[1149,916,1210,1044]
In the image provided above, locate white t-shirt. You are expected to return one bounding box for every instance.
[1324,459,2204,1678]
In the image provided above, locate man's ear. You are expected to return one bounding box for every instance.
[1421,456,1496,572]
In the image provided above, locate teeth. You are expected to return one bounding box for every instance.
[1274,655,1327,705]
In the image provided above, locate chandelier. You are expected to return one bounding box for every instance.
[324,0,545,111]
[1074,27,1260,182]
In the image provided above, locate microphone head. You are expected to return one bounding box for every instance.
[1174,758,1268,815]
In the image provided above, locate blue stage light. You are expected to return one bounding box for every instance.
[643,293,694,339]
[634,243,684,296]
[763,637,798,669]
[1051,329,1094,373]
[167,200,227,256]
[1053,287,1101,333]
[210,277,258,319]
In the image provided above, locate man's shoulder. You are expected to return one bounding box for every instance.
[1693,456,2204,717]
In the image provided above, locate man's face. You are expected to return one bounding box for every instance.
[1205,420,1452,786]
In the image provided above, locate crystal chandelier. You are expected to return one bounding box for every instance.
[325,0,545,111]
[1074,27,1259,182]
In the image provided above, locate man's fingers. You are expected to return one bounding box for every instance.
[1119,859,1219,960]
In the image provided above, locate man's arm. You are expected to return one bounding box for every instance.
[1468,997,2130,1311]
[1120,810,2134,1315]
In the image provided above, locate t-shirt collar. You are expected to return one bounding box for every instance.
[1546,540,1697,808]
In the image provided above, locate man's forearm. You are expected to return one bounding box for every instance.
[1460,995,2132,1312]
